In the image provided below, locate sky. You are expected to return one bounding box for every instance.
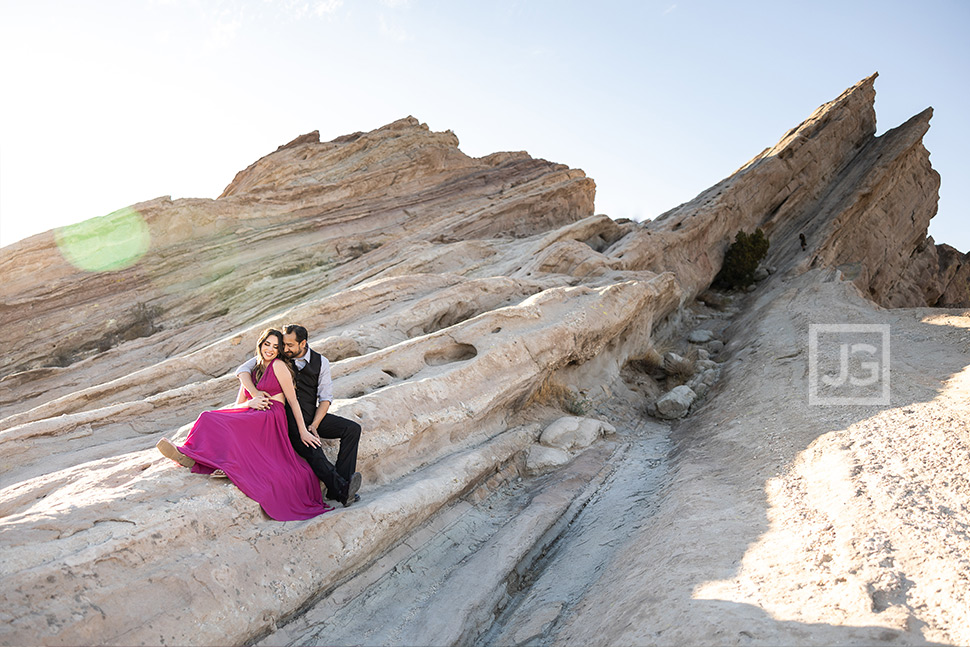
[1,0,968,252]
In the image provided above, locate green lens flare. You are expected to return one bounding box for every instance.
[55,207,150,272]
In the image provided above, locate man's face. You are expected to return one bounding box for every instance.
[282,333,307,359]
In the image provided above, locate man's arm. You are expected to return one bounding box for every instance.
[235,356,270,410]
[308,355,334,434]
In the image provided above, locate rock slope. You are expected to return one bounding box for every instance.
[1,74,967,646]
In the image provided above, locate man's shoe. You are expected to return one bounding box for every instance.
[342,472,362,507]
[156,438,195,468]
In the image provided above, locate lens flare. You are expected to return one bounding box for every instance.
[55,207,150,272]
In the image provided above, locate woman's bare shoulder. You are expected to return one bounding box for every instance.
[272,358,292,381]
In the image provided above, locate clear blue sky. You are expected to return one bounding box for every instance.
[1,0,967,251]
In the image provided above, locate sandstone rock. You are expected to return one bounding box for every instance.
[609,75,885,303]
[602,73,966,309]
[688,329,715,343]
[0,117,596,382]
[526,445,572,475]
[687,365,721,400]
[539,416,614,451]
[655,385,697,419]
[934,243,970,306]
[1,74,967,646]
[695,359,719,372]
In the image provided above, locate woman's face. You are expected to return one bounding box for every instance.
[260,335,280,361]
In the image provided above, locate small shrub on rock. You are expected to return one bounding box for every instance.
[628,348,665,375]
[528,377,592,415]
[663,352,696,386]
[713,228,769,290]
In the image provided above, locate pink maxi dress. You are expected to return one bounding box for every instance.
[177,358,332,521]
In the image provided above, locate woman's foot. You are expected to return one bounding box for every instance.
[156,438,195,468]
[210,469,228,479]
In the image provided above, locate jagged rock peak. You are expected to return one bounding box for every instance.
[219,116,456,198]
[277,130,321,150]
[766,72,878,160]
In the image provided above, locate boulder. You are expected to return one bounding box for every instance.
[655,385,697,419]
[539,416,616,451]
[688,329,715,344]
[526,445,572,475]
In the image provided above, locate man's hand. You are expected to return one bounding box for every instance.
[246,392,271,411]
[307,424,321,440]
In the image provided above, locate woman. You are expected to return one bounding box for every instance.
[156,328,332,521]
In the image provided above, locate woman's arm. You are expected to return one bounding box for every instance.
[274,361,322,448]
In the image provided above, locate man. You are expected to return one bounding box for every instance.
[236,324,362,507]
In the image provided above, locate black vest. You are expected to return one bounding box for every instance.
[293,349,321,425]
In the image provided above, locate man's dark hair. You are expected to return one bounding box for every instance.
[284,324,308,343]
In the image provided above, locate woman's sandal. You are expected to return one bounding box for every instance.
[210,469,228,479]
[156,438,196,468]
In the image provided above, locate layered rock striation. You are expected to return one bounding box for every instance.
[1,76,966,646]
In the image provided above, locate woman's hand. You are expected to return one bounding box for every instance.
[299,427,322,448]
[273,361,321,449]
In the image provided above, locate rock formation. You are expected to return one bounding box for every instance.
[1,73,968,646]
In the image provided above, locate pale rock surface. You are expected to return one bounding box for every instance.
[526,445,573,475]
[655,384,697,419]
[1,76,968,646]
[538,415,614,451]
[688,328,715,343]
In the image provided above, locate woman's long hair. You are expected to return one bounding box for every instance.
[251,328,294,386]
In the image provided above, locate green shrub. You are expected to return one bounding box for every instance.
[713,228,769,290]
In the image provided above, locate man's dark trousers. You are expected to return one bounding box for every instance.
[286,348,362,498]
[284,408,359,498]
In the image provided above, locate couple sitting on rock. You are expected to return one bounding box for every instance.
[156,324,362,521]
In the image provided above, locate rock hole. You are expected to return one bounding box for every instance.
[416,302,483,337]
[492,327,502,334]
[580,234,608,252]
[424,343,478,366]
[382,369,399,379]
